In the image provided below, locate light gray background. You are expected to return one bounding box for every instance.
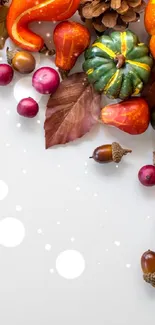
[0,10,154,325]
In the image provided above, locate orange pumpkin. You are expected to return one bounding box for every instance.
[145,0,155,58]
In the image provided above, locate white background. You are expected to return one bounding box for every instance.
[0,9,154,325]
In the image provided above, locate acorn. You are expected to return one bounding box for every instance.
[6,47,36,74]
[89,142,132,164]
[141,250,155,287]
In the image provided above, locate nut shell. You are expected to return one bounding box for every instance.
[12,51,36,74]
[141,250,155,274]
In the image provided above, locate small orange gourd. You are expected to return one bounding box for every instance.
[7,0,80,52]
[53,21,90,73]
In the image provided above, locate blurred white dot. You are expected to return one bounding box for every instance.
[105,248,109,252]
[50,268,54,274]
[85,170,88,174]
[84,162,88,166]
[37,228,43,234]
[0,180,8,200]
[46,33,51,37]
[56,250,85,279]
[22,169,27,174]
[147,215,151,219]
[23,149,27,153]
[105,209,108,213]
[66,208,69,212]
[0,217,25,247]
[57,164,61,168]
[97,261,101,265]
[76,186,80,191]
[57,221,60,225]
[5,143,11,147]
[116,164,119,168]
[14,77,42,103]
[114,241,120,246]
[16,205,22,212]
[45,244,51,251]
[6,110,10,115]
[37,120,41,124]
[38,21,42,24]
[70,237,75,242]
[16,123,21,128]
[126,263,131,268]
[94,193,98,197]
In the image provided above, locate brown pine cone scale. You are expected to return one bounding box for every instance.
[78,0,145,32]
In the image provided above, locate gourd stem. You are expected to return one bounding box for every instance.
[59,68,69,80]
[6,47,18,64]
[40,44,55,56]
[114,54,125,69]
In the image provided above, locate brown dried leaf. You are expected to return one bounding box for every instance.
[141,82,155,110]
[44,73,101,148]
[111,0,121,10]
[116,1,129,14]
[102,10,118,27]
[141,63,155,110]
[0,5,8,49]
[121,8,136,22]
[133,0,145,12]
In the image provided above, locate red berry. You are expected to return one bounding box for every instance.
[17,97,39,118]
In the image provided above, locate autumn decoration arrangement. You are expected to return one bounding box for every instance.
[1,0,155,287]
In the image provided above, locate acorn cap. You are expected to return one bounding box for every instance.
[112,142,132,163]
[143,272,155,287]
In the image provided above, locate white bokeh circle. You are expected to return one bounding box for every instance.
[14,77,42,103]
[0,180,8,200]
[56,250,85,279]
[0,217,25,247]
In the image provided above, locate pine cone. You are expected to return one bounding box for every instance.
[78,0,146,33]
